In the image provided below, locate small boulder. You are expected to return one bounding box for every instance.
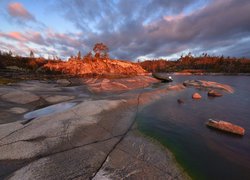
[177,99,184,104]
[208,90,222,97]
[192,93,202,99]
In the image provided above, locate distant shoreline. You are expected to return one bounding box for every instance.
[171,72,250,76]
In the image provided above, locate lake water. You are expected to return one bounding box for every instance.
[138,75,250,180]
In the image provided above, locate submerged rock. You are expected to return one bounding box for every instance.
[206,119,245,136]
[192,93,202,99]
[177,99,184,104]
[183,80,234,93]
[208,90,223,97]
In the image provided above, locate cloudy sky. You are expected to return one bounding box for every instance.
[0,0,249,61]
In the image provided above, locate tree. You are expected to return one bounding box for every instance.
[8,50,13,57]
[77,51,81,60]
[30,50,34,58]
[93,42,109,59]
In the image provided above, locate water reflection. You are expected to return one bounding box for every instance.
[24,102,77,119]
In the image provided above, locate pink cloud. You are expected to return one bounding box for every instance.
[0,31,48,46]
[8,2,35,21]
[0,32,27,42]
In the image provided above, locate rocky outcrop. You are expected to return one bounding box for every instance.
[43,59,147,76]
[0,78,189,179]
[183,80,234,93]
[206,119,245,136]
[208,90,223,97]
[192,93,202,99]
[82,76,159,93]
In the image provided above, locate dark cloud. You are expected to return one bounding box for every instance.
[54,0,250,60]
[1,0,250,60]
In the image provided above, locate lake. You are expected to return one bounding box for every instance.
[138,75,250,180]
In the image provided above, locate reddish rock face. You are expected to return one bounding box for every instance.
[206,120,245,136]
[43,59,147,76]
[208,90,223,97]
[192,92,202,99]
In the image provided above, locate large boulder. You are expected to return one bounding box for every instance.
[206,119,245,136]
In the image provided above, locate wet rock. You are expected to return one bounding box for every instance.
[206,119,245,136]
[208,90,223,97]
[152,73,173,82]
[1,91,40,104]
[192,93,202,99]
[167,84,186,91]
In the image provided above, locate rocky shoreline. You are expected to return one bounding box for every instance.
[0,76,192,180]
[0,75,235,179]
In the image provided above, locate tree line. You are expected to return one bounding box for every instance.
[139,54,250,73]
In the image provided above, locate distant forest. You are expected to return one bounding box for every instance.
[140,54,250,73]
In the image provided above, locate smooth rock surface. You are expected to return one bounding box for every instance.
[1,91,40,104]
[93,131,190,180]
[0,77,190,179]
[8,138,119,180]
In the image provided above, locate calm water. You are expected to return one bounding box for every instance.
[138,76,250,180]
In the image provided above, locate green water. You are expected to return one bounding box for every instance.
[137,75,250,180]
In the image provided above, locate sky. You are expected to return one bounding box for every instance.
[0,0,250,61]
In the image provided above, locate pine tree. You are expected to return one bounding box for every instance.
[77,51,81,60]
[30,50,34,58]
